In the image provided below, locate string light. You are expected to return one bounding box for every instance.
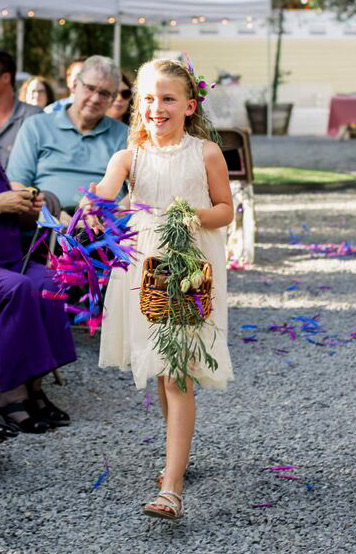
[59,18,66,26]
[107,16,116,24]
[1,9,8,17]
[138,17,146,24]
[198,16,206,23]
[27,10,35,17]
[192,17,199,24]
[222,18,229,25]
[170,19,177,26]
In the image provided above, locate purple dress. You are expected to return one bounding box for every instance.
[0,166,76,392]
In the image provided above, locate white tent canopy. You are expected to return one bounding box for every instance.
[6,0,273,134]
[4,1,271,24]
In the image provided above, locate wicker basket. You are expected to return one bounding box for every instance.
[140,256,213,324]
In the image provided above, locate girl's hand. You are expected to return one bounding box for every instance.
[82,183,104,235]
[59,210,72,228]
[79,182,96,212]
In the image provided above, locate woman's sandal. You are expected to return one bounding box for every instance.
[0,401,49,434]
[143,491,183,520]
[28,389,70,427]
[0,414,19,439]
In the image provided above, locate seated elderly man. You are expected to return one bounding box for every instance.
[7,55,128,216]
[0,164,76,434]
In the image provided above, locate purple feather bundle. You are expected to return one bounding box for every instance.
[308,241,356,257]
[45,190,150,334]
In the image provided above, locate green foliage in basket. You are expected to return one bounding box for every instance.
[150,198,218,392]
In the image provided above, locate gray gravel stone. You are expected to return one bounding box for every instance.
[2,188,356,553]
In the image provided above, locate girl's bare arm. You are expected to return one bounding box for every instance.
[95,149,132,199]
[196,141,234,229]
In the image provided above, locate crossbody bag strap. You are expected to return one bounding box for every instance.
[129,146,139,198]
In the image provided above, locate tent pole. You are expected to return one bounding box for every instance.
[266,1,273,137]
[16,14,24,73]
[113,20,121,66]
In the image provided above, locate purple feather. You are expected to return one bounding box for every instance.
[251,502,275,508]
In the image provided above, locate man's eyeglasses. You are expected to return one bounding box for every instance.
[79,76,115,101]
[118,89,132,100]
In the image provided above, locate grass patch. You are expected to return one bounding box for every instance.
[254,167,355,187]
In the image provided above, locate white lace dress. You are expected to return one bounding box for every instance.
[99,134,233,389]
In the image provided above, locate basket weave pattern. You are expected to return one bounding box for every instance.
[140,256,213,324]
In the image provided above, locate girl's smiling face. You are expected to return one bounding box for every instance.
[138,70,197,147]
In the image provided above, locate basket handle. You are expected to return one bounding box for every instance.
[129,146,139,198]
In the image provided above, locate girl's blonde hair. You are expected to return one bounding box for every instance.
[128,58,212,148]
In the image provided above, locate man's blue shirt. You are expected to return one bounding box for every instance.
[7,106,128,209]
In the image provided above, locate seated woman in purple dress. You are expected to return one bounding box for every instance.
[0,164,76,434]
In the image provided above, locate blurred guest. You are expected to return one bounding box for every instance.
[0,51,42,169]
[106,72,133,124]
[0,164,76,433]
[7,55,128,213]
[45,58,85,114]
[19,76,56,108]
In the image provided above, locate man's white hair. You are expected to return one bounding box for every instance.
[79,55,121,92]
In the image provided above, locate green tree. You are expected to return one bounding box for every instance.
[121,25,158,74]
[1,18,53,76]
[1,19,158,85]
[323,0,356,18]
[271,0,323,104]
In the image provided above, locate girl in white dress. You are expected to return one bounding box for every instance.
[90,59,234,519]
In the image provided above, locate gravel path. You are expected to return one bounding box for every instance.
[2,188,356,554]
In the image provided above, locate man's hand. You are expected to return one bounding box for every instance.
[28,191,44,216]
[0,190,33,214]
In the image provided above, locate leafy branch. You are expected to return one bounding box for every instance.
[149,198,218,392]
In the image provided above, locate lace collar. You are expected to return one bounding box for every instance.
[144,134,191,154]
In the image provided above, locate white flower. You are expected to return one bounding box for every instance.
[180,278,191,293]
[190,270,204,289]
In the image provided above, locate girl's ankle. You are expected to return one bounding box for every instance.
[160,477,183,495]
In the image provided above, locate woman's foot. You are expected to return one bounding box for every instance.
[0,400,49,434]
[143,491,183,520]
[28,388,70,427]
[0,414,19,440]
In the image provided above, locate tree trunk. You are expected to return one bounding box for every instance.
[272,7,284,105]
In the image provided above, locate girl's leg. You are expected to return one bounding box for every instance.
[161,375,195,494]
[157,376,168,422]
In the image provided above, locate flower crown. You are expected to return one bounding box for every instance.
[184,54,216,103]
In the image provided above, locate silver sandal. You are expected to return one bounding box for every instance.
[143,490,184,520]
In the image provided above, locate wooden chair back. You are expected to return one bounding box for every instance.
[217,128,254,184]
